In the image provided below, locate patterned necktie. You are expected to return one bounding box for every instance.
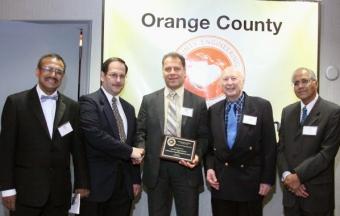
[165,91,177,136]
[300,106,307,124]
[40,95,58,102]
[226,103,237,149]
[112,97,126,142]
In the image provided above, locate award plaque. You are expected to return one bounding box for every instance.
[160,136,196,162]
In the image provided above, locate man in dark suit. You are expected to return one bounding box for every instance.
[78,57,144,216]
[205,67,276,216]
[0,53,90,216]
[277,67,340,216]
[135,52,208,216]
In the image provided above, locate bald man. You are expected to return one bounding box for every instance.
[205,67,276,216]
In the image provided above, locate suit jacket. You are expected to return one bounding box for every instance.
[135,88,208,188]
[277,97,340,213]
[0,87,89,207]
[205,93,276,201]
[79,89,140,202]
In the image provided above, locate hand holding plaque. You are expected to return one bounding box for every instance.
[160,136,196,162]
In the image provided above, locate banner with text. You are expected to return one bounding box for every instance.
[103,0,319,120]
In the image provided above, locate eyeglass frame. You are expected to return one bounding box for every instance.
[292,78,315,87]
[39,66,65,76]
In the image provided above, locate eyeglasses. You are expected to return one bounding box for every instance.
[40,67,64,76]
[293,79,313,87]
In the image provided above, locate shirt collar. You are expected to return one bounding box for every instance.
[226,92,244,108]
[101,86,120,104]
[164,86,184,98]
[36,84,58,99]
[300,94,318,113]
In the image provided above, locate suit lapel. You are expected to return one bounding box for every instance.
[53,93,66,137]
[181,90,193,130]
[120,97,132,142]
[214,100,228,149]
[304,98,321,126]
[156,90,165,133]
[99,90,117,133]
[28,88,51,138]
[235,95,256,147]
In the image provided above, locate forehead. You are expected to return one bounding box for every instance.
[163,57,183,67]
[40,57,64,67]
[107,61,126,73]
[221,69,243,78]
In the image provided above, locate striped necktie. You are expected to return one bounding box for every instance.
[165,92,177,136]
[112,97,126,142]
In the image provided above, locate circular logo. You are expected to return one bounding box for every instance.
[177,35,245,100]
[167,137,176,147]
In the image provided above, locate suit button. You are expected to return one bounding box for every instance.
[249,146,253,150]
[213,148,217,151]
[240,164,244,168]
[225,162,229,166]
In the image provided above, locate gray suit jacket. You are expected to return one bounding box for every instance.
[277,97,340,213]
[135,88,208,188]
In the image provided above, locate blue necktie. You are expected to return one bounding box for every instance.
[40,95,58,102]
[300,106,307,124]
[226,103,237,149]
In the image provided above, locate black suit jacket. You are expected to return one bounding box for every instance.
[79,89,140,202]
[0,87,89,207]
[277,97,340,213]
[205,93,276,201]
[135,89,208,189]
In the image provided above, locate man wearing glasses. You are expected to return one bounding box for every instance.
[277,67,340,216]
[0,53,90,216]
[79,57,144,216]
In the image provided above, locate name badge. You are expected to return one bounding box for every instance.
[302,126,318,136]
[181,107,193,117]
[242,115,257,125]
[58,121,73,137]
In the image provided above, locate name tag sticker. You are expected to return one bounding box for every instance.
[302,126,318,136]
[181,107,193,117]
[242,115,257,125]
[58,121,73,137]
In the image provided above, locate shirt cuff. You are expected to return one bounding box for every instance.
[1,189,16,197]
[281,171,292,182]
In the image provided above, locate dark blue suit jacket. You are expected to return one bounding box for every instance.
[79,89,140,202]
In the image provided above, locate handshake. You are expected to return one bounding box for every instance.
[130,147,145,164]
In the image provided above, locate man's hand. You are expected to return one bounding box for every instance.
[258,183,271,196]
[2,195,16,211]
[284,173,301,191]
[206,169,220,190]
[132,184,142,198]
[75,188,90,198]
[179,155,199,169]
[293,184,309,198]
[131,147,145,159]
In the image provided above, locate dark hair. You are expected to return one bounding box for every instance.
[162,52,186,68]
[37,53,66,72]
[102,57,128,74]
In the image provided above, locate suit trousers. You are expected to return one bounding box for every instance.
[147,160,199,216]
[79,164,132,216]
[10,199,69,216]
[284,205,333,216]
[211,197,263,216]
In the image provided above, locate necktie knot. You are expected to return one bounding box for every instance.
[41,95,58,102]
[168,91,176,100]
[112,97,117,104]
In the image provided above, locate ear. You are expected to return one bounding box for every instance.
[100,71,105,82]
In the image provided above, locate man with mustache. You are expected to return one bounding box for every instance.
[0,53,90,216]
[277,67,340,216]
